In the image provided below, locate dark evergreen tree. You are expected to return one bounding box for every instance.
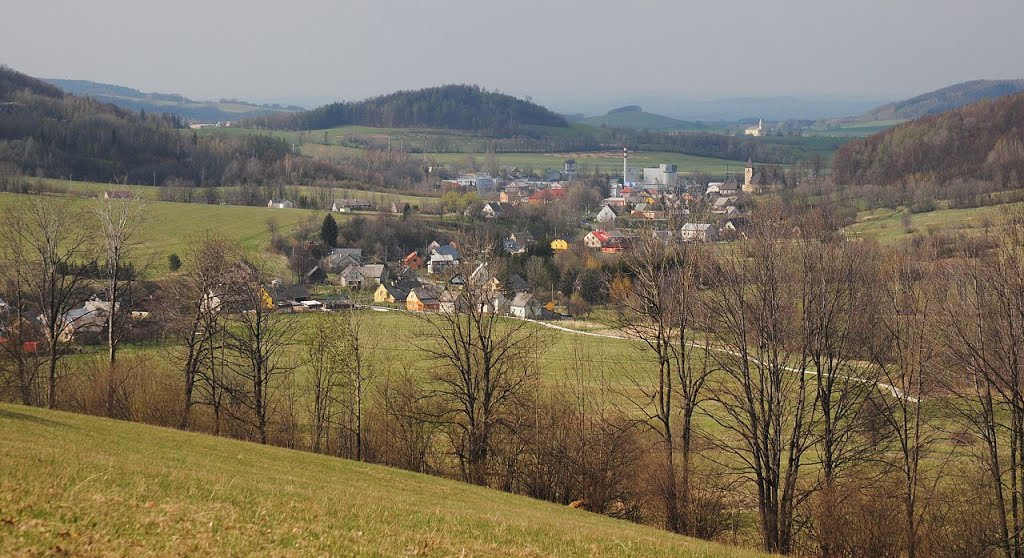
[320,214,338,247]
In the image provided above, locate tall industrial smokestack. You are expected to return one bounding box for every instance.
[623,146,628,184]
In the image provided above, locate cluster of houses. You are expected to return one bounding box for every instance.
[443,160,577,197]
[303,241,555,320]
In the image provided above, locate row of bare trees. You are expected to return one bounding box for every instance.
[0,197,147,411]
[604,210,1024,556]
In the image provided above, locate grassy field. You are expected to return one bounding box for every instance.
[0,403,763,557]
[422,150,750,176]
[845,203,1024,243]
[806,119,906,138]
[199,125,777,176]
[0,191,329,274]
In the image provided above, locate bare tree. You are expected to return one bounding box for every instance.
[0,237,44,405]
[613,230,711,534]
[93,197,147,367]
[164,235,238,430]
[4,199,93,408]
[941,212,1024,558]
[331,310,376,461]
[703,218,815,555]
[221,267,297,444]
[93,197,148,417]
[417,256,543,485]
[304,312,344,453]
[864,251,940,558]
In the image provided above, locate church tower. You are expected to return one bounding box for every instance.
[743,158,755,192]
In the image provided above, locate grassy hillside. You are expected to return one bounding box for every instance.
[845,202,1024,243]
[0,192,324,274]
[582,109,704,131]
[0,404,761,557]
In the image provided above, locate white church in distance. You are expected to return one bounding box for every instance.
[744,118,766,137]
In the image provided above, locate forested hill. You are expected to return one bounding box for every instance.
[0,66,313,186]
[848,79,1024,123]
[832,91,1024,186]
[247,84,568,135]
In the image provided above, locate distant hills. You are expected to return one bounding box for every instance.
[581,105,706,131]
[0,66,299,185]
[248,85,568,136]
[819,79,1024,130]
[44,78,303,123]
[832,90,1024,186]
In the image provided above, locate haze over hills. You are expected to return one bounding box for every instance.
[43,78,304,122]
[580,105,709,131]
[820,79,1024,126]
[577,95,887,122]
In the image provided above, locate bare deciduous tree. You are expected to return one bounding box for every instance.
[221,262,297,444]
[865,251,940,558]
[614,230,711,534]
[941,212,1024,558]
[704,218,814,554]
[417,256,543,485]
[4,199,93,408]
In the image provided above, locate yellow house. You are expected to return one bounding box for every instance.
[406,287,439,312]
[374,284,393,303]
[259,288,274,310]
[550,239,569,251]
[373,283,412,304]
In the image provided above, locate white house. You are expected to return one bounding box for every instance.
[595,205,618,224]
[332,199,373,212]
[680,223,717,242]
[509,293,542,319]
[481,202,505,219]
[268,199,294,209]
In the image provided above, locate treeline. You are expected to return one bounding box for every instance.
[0,66,345,187]
[833,91,1024,188]
[246,84,568,136]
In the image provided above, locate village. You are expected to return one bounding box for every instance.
[233,149,769,320]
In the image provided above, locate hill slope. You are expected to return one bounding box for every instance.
[832,91,1024,185]
[860,79,1024,121]
[44,78,303,123]
[582,106,703,131]
[0,66,303,185]
[0,404,760,557]
[248,84,568,135]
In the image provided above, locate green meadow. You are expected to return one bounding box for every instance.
[0,404,763,557]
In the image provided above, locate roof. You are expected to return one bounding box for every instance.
[681,223,713,231]
[527,189,566,203]
[589,230,611,244]
[333,199,372,208]
[410,286,440,303]
[269,284,310,304]
[507,274,530,293]
[432,244,461,259]
[511,292,536,308]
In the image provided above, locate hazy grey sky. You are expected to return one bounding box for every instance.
[3,0,1023,110]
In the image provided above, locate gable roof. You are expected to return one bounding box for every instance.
[511,292,536,308]
[432,243,461,259]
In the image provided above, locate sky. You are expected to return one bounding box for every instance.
[3,0,1023,113]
